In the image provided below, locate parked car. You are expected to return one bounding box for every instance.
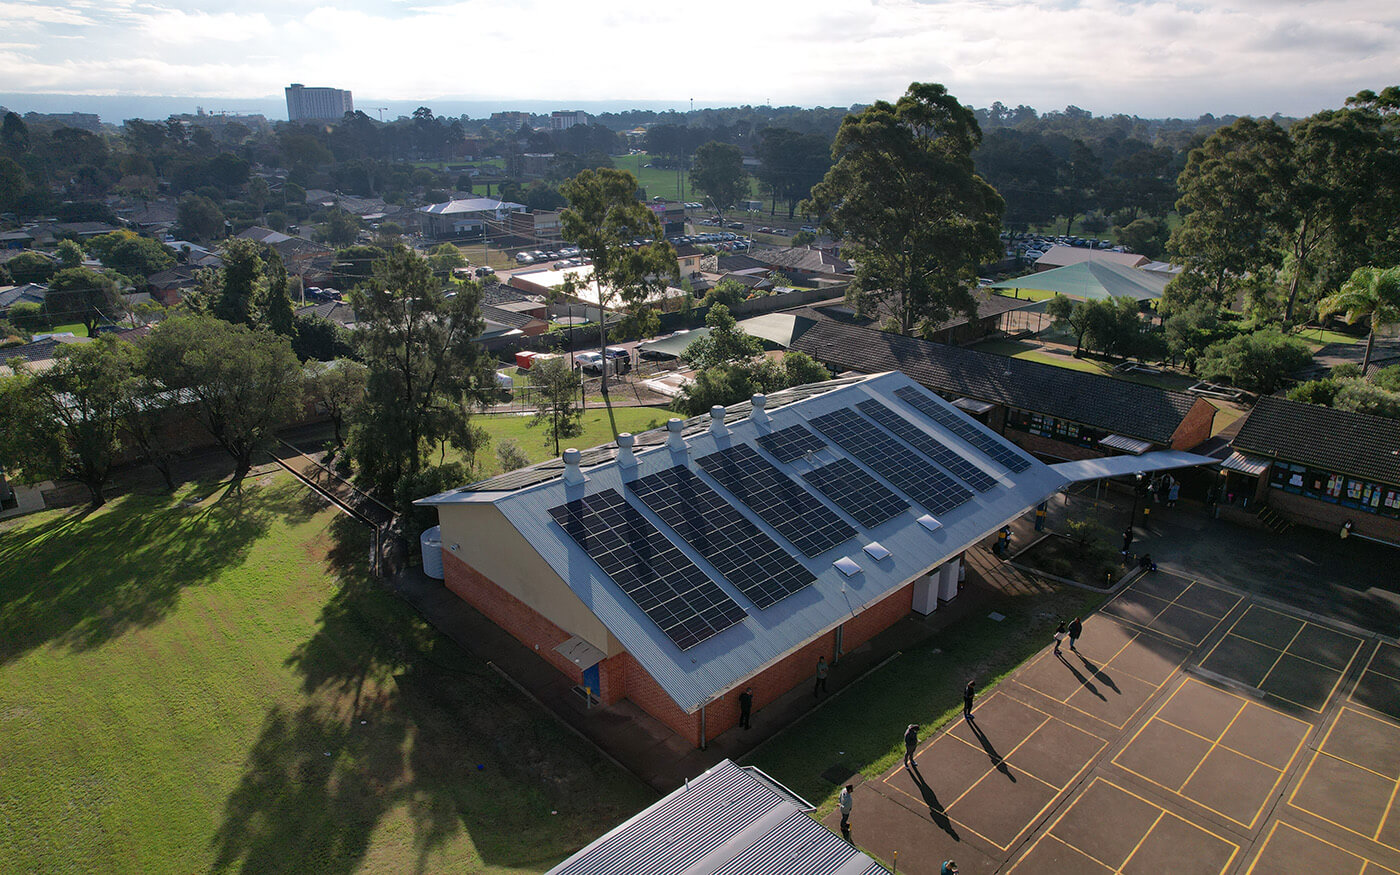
[515,252,534,264]
[474,266,496,277]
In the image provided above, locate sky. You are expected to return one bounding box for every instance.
[1,0,1398,120]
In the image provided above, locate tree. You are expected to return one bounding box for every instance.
[681,303,762,371]
[88,230,175,279]
[700,278,747,309]
[1114,217,1168,260]
[6,251,56,285]
[1196,329,1312,393]
[323,209,361,247]
[427,243,466,276]
[143,313,305,485]
[1163,303,1233,369]
[1046,294,1092,355]
[331,243,388,290]
[212,238,267,326]
[292,313,351,362]
[0,156,26,213]
[495,438,530,472]
[674,362,760,417]
[113,340,183,491]
[306,358,367,447]
[559,168,679,430]
[527,355,583,455]
[46,267,121,336]
[1316,266,1400,376]
[1166,118,1292,312]
[1082,297,1150,360]
[807,82,1003,335]
[0,336,131,507]
[56,239,84,269]
[347,245,493,494]
[755,128,832,219]
[690,141,748,219]
[178,193,225,242]
[261,249,296,337]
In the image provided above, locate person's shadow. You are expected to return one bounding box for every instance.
[1057,651,1106,701]
[1075,652,1121,694]
[967,717,1016,781]
[909,762,960,839]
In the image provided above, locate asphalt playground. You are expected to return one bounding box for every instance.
[827,571,1400,874]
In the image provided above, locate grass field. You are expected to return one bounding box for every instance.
[748,585,1106,813]
[970,339,1198,391]
[459,405,672,480]
[0,475,654,874]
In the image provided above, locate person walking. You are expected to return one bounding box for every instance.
[738,686,753,730]
[814,656,829,698]
[1166,477,1180,508]
[1121,527,1134,557]
[904,723,919,768]
[1068,617,1083,652]
[963,679,976,720]
[940,861,959,875]
[1053,621,1067,655]
[838,784,853,840]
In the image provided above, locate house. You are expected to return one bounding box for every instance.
[236,227,334,280]
[0,334,90,375]
[145,265,202,307]
[546,759,883,875]
[1033,245,1150,272]
[507,210,563,244]
[521,153,555,178]
[416,373,1088,747]
[0,230,35,250]
[673,243,704,278]
[748,245,852,281]
[0,283,46,314]
[791,320,1216,463]
[294,300,358,329]
[416,198,527,239]
[798,289,1037,346]
[480,303,547,337]
[1226,395,1400,542]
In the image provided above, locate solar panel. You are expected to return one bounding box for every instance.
[809,407,974,515]
[856,399,999,492]
[548,490,747,650]
[696,444,856,557]
[756,424,828,463]
[627,466,815,609]
[894,386,1031,472]
[802,458,908,528]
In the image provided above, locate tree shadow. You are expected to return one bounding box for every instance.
[966,718,1015,782]
[0,478,276,665]
[909,763,959,839]
[1056,652,1107,701]
[212,520,654,874]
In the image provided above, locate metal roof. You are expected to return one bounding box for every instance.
[1050,450,1220,483]
[990,259,1169,301]
[545,760,885,875]
[420,372,1067,713]
[1221,451,1272,477]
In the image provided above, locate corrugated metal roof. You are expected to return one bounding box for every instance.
[1221,451,1272,477]
[546,760,884,875]
[421,372,1067,713]
[1050,450,1220,483]
[1099,433,1153,455]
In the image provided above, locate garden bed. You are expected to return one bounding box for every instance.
[1013,532,1123,589]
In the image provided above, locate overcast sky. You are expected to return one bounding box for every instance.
[2,0,1397,118]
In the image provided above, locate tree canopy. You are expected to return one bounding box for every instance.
[808,82,1004,335]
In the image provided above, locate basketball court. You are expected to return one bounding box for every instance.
[838,571,1400,875]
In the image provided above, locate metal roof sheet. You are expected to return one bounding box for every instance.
[421,372,1067,713]
[1050,450,1220,483]
[545,760,881,875]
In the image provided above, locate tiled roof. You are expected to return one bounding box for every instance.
[480,281,536,306]
[1233,395,1400,486]
[750,246,850,274]
[0,283,46,309]
[1293,339,1400,382]
[791,320,1200,444]
[480,304,540,330]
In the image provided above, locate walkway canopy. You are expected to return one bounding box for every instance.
[990,260,1170,302]
[1051,450,1220,483]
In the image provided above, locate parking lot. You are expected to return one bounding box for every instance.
[832,571,1400,874]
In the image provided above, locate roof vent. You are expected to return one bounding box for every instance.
[863,541,891,561]
[616,432,638,467]
[834,556,862,577]
[666,417,687,453]
[709,405,728,437]
[562,448,585,485]
[917,514,942,532]
[750,393,768,425]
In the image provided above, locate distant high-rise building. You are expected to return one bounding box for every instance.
[285,84,354,122]
[550,110,590,131]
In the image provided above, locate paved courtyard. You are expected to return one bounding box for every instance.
[828,570,1400,874]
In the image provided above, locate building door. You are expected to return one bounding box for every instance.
[582,663,600,699]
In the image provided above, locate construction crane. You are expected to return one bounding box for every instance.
[372,107,389,122]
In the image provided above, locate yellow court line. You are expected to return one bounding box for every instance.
[1112,590,1239,648]
[1175,700,1249,792]
[1226,627,1365,673]
[1359,642,1400,684]
[1374,773,1400,843]
[1288,748,1400,852]
[1091,777,1242,874]
[1008,832,1116,874]
[1256,622,1308,691]
[1244,821,1373,875]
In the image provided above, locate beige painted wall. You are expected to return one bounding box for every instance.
[435,503,621,655]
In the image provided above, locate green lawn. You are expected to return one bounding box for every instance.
[469,405,672,477]
[0,475,653,874]
[748,586,1105,814]
[1295,325,1363,348]
[970,339,1197,391]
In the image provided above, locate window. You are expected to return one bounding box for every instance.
[1268,461,1400,519]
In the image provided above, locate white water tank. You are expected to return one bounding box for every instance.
[421,525,445,580]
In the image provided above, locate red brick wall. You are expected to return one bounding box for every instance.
[1171,399,1217,450]
[441,550,584,685]
[843,581,913,651]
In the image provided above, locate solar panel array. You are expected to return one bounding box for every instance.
[802,458,908,528]
[548,490,747,650]
[756,424,828,463]
[893,386,1031,472]
[809,407,974,515]
[697,444,856,557]
[627,465,815,609]
[856,399,999,492]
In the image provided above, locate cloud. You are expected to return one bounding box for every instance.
[4,0,1398,117]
